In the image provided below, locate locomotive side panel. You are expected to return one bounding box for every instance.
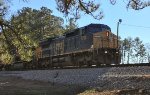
[64,32,93,53]
[53,38,64,56]
[79,34,93,50]
[64,36,78,53]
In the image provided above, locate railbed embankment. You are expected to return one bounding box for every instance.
[0,66,150,90]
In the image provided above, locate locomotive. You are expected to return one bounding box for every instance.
[31,23,121,68]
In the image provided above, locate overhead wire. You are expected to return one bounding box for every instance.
[121,24,150,29]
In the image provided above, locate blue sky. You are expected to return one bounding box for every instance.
[9,0,150,43]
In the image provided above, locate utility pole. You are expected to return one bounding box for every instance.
[117,19,122,48]
[116,19,122,64]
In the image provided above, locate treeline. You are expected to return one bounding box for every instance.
[0,7,77,64]
[121,37,150,64]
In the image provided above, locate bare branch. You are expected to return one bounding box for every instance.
[110,0,116,5]
[127,0,150,10]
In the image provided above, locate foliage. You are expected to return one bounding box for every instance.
[145,43,150,63]
[65,18,78,32]
[0,33,13,64]
[121,37,147,64]
[126,0,150,10]
[0,6,66,64]
[0,0,9,16]
[1,0,148,20]
[55,0,150,20]
[11,7,65,41]
[0,51,13,64]
[11,7,64,61]
[121,37,134,64]
[56,0,103,20]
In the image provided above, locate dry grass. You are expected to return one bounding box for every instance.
[78,89,118,95]
[78,88,150,95]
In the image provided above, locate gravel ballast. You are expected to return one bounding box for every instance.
[0,66,150,90]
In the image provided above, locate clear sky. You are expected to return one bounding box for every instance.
[9,0,150,43]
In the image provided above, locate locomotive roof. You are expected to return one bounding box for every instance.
[39,23,111,46]
[39,37,55,46]
[87,23,111,29]
[65,23,111,36]
[39,35,65,46]
[87,23,111,33]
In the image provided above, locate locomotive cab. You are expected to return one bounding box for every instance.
[93,30,112,49]
[92,30,121,65]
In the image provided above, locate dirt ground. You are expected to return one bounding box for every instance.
[0,76,85,95]
[79,88,150,95]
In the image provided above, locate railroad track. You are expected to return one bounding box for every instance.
[41,63,150,70]
[109,63,150,67]
[3,62,150,71]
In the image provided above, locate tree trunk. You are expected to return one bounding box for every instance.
[127,52,130,64]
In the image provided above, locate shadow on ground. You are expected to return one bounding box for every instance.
[0,76,85,95]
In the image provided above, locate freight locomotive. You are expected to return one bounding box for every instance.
[29,23,121,69]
